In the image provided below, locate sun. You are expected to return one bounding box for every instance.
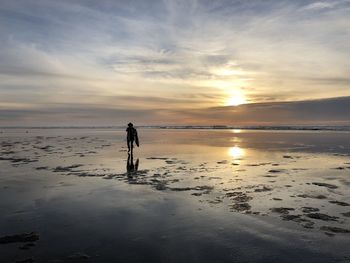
[227,95,247,106]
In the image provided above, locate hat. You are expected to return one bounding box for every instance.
[128,122,133,127]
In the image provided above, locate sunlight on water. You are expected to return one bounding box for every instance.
[228,146,245,158]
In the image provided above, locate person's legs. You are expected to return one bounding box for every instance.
[127,140,131,152]
[130,140,134,153]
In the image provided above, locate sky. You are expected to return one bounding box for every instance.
[0,0,349,126]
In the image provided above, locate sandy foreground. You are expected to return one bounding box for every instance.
[0,128,349,263]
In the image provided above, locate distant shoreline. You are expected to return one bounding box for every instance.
[1,125,350,131]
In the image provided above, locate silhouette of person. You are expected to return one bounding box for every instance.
[127,152,139,177]
[126,122,139,153]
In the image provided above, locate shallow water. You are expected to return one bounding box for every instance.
[0,128,349,263]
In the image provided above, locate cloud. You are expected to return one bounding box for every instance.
[302,0,350,11]
[302,2,337,10]
[0,106,161,126]
[0,96,349,126]
[167,96,350,125]
[0,0,349,125]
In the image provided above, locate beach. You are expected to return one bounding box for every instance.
[0,128,349,263]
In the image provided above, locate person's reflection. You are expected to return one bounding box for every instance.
[127,152,139,177]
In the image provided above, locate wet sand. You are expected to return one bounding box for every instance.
[0,128,349,263]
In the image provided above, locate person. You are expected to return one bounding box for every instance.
[126,122,139,153]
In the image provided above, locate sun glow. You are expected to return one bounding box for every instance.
[227,96,246,106]
[226,92,247,106]
[223,86,248,106]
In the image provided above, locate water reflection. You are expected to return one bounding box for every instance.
[126,153,139,176]
[231,129,242,134]
[228,146,245,159]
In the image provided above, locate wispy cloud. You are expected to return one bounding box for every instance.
[0,0,349,125]
[302,0,350,11]
[303,2,337,10]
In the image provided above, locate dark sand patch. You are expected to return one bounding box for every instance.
[302,222,315,229]
[254,185,272,192]
[268,169,285,173]
[35,166,49,170]
[297,194,327,199]
[0,156,38,164]
[341,212,350,217]
[0,232,39,244]
[230,203,251,212]
[67,252,91,259]
[272,198,283,201]
[329,200,350,206]
[146,157,169,160]
[246,162,271,167]
[263,175,278,178]
[332,167,346,170]
[312,182,338,189]
[320,226,350,234]
[306,213,339,222]
[154,181,167,191]
[169,185,213,192]
[270,207,295,214]
[16,258,34,263]
[280,214,311,224]
[302,207,320,213]
[292,168,308,171]
[226,192,252,203]
[52,164,84,172]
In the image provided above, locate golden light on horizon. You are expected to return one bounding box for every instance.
[228,146,245,159]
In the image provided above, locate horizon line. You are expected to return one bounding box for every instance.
[1,124,350,131]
